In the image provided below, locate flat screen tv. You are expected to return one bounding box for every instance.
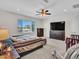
[50,21,65,30]
[18,19,35,32]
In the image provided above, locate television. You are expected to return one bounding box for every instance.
[18,19,35,32]
[50,21,65,30]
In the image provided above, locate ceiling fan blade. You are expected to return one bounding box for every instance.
[45,10,49,12]
[46,13,51,15]
[36,11,40,13]
[36,14,40,15]
[73,4,79,8]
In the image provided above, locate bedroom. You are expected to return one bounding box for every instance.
[0,0,79,59]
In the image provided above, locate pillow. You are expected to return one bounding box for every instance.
[4,37,13,47]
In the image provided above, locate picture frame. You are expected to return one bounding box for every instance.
[17,19,35,33]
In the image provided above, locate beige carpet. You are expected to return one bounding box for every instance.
[21,39,66,59]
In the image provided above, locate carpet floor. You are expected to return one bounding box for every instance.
[21,39,66,59]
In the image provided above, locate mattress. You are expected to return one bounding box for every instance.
[13,35,39,42]
[13,37,46,54]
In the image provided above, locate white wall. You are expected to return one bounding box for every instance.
[0,10,42,36]
[70,15,79,35]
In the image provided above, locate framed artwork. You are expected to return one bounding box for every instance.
[17,19,35,33]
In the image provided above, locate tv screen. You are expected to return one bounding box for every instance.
[18,19,35,32]
[50,21,65,30]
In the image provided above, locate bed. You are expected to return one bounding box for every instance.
[12,35,46,56]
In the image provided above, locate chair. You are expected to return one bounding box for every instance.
[65,35,79,50]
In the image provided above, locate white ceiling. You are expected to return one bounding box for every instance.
[0,0,79,19]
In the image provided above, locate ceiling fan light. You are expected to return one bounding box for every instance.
[40,13,46,16]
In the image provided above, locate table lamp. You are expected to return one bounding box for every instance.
[0,28,9,41]
[0,28,9,55]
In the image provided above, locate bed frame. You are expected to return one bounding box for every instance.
[13,38,46,57]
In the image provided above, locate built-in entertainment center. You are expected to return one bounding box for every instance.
[50,21,65,40]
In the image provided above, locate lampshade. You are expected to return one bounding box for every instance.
[0,28,9,41]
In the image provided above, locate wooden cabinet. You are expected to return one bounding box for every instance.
[50,30,65,40]
[37,28,44,37]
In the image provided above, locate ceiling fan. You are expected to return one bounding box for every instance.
[36,9,51,16]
